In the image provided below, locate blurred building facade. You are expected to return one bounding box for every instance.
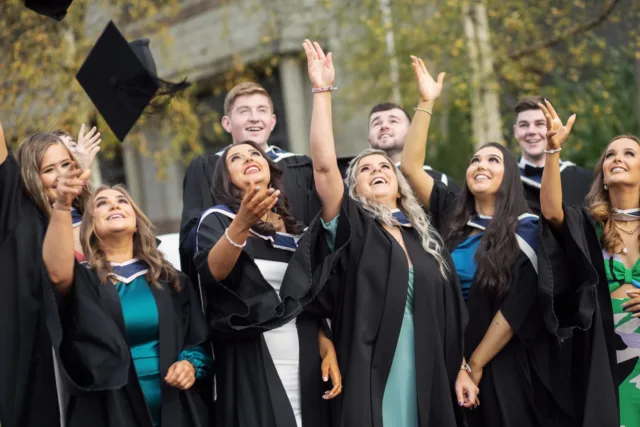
[97,0,366,234]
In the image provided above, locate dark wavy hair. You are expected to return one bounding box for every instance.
[211,140,304,236]
[443,142,531,299]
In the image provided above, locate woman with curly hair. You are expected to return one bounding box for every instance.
[43,179,212,427]
[539,101,632,426]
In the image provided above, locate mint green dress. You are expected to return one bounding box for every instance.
[323,217,418,427]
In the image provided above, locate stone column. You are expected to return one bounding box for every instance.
[279,56,309,155]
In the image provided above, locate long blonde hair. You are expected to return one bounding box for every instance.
[15,132,90,216]
[80,184,180,290]
[345,148,449,277]
[586,134,640,254]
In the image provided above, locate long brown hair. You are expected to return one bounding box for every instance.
[212,140,304,235]
[586,134,640,254]
[15,132,90,216]
[80,184,180,290]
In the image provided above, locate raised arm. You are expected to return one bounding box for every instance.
[0,120,7,165]
[303,40,344,222]
[206,182,279,281]
[539,100,577,229]
[43,166,92,296]
[399,56,445,208]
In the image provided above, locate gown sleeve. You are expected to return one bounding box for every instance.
[194,211,318,337]
[537,203,599,339]
[50,262,131,393]
[178,346,214,380]
[427,180,460,234]
[0,153,27,237]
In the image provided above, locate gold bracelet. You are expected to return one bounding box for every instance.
[414,107,432,115]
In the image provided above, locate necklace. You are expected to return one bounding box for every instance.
[615,223,640,235]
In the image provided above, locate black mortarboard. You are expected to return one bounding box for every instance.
[76,21,190,142]
[24,0,73,21]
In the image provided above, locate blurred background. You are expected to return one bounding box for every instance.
[1,0,639,233]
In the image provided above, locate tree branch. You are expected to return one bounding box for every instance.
[508,0,621,61]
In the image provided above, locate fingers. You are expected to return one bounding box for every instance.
[313,41,326,60]
[242,181,258,205]
[544,100,559,119]
[565,114,577,133]
[410,55,422,79]
[77,123,85,141]
[303,39,316,64]
[321,359,330,383]
[464,385,479,409]
[622,296,640,312]
[418,58,430,78]
[455,382,465,407]
[538,103,553,131]
[322,362,342,400]
[437,72,446,87]
[255,189,280,216]
[82,126,98,143]
[165,361,196,390]
[326,52,333,69]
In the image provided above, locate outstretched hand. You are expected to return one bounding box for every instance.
[410,55,445,103]
[73,124,102,170]
[303,39,335,89]
[235,181,280,230]
[55,165,91,209]
[538,100,576,151]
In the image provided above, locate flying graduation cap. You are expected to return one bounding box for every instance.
[24,0,73,21]
[76,21,190,142]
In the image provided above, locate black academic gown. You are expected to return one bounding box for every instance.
[519,159,592,214]
[296,195,467,427]
[194,206,331,427]
[429,183,578,427]
[56,265,210,427]
[536,203,619,427]
[180,147,318,285]
[0,153,61,427]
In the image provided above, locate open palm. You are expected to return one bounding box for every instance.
[411,55,445,102]
[539,100,576,150]
[303,39,335,88]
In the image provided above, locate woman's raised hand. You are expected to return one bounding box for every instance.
[410,55,445,103]
[538,100,576,151]
[73,124,102,170]
[303,39,335,89]
[234,181,280,231]
[54,164,91,210]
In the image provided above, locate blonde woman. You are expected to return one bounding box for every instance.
[0,128,100,427]
[43,179,212,427]
[298,40,476,427]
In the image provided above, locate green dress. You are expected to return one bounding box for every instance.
[602,249,640,427]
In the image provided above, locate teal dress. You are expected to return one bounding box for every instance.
[323,217,418,427]
[116,276,213,427]
[450,233,482,300]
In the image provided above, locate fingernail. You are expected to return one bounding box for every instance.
[458,402,463,406]
[255,185,260,190]
[323,376,328,381]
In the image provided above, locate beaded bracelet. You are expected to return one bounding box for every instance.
[312,86,338,93]
[544,147,562,154]
[224,228,247,248]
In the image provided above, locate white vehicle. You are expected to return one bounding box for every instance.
[157,233,181,270]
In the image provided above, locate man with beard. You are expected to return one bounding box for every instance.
[179,82,316,282]
[337,102,458,190]
[513,96,592,213]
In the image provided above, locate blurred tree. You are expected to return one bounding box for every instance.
[0,0,203,172]
[325,0,639,180]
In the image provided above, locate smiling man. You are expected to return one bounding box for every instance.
[179,82,316,280]
[367,103,459,191]
[514,96,592,213]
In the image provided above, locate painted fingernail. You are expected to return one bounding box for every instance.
[255,186,260,190]
[323,376,328,381]
[458,401,463,406]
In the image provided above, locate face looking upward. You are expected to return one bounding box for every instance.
[39,143,74,204]
[221,93,276,148]
[353,154,400,208]
[466,146,505,198]
[92,189,137,239]
[602,138,640,189]
[514,109,548,164]
[368,108,410,158]
[225,143,271,192]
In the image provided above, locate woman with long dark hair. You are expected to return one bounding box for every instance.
[194,139,342,427]
[43,180,212,427]
[400,56,578,427]
[296,40,475,427]
[0,127,109,427]
[539,101,629,426]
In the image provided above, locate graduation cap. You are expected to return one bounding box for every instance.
[76,21,190,142]
[24,0,73,21]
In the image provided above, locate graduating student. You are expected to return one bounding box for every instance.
[194,140,342,427]
[400,57,581,427]
[513,96,592,213]
[181,82,318,277]
[539,101,627,426]
[297,40,476,427]
[0,127,103,427]
[44,180,213,427]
